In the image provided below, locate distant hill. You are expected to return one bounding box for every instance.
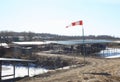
[0,31,119,43]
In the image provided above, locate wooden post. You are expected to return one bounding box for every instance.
[0,61,2,82]
[13,62,16,82]
[103,48,104,57]
[28,63,29,77]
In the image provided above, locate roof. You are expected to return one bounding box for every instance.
[12,41,47,46]
[0,58,35,62]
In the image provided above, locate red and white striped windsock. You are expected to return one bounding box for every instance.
[66,20,83,28]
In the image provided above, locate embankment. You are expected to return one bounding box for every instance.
[30,52,85,69]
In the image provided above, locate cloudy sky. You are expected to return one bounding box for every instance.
[0,0,120,36]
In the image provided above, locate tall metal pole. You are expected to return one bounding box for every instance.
[82,25,85,64]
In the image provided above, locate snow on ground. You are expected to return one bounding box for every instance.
[106,55,120,58]
[2,65,48,80]
[99,48,120,58]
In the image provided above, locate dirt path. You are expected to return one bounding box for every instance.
[17,54,120,82]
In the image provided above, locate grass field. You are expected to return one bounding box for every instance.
[17,53,120,82]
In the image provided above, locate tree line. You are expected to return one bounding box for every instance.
[0,31,119,43]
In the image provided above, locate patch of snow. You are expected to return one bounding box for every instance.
[98,48,120,58]
[2,65,48,80]
[105,55,120,58]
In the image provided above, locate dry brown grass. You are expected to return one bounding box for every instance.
[17,53,120,82]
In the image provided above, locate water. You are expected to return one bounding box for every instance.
[46,39,120,58]
[47,39,120,58]
[2,64,48,80]
[46,39,112,45]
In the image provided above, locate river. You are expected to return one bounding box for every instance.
[46,39,112,45]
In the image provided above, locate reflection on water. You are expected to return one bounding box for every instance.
[46,39,112,45]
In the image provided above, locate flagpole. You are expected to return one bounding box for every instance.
[82,25,85,65]
[66,20,85,64]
